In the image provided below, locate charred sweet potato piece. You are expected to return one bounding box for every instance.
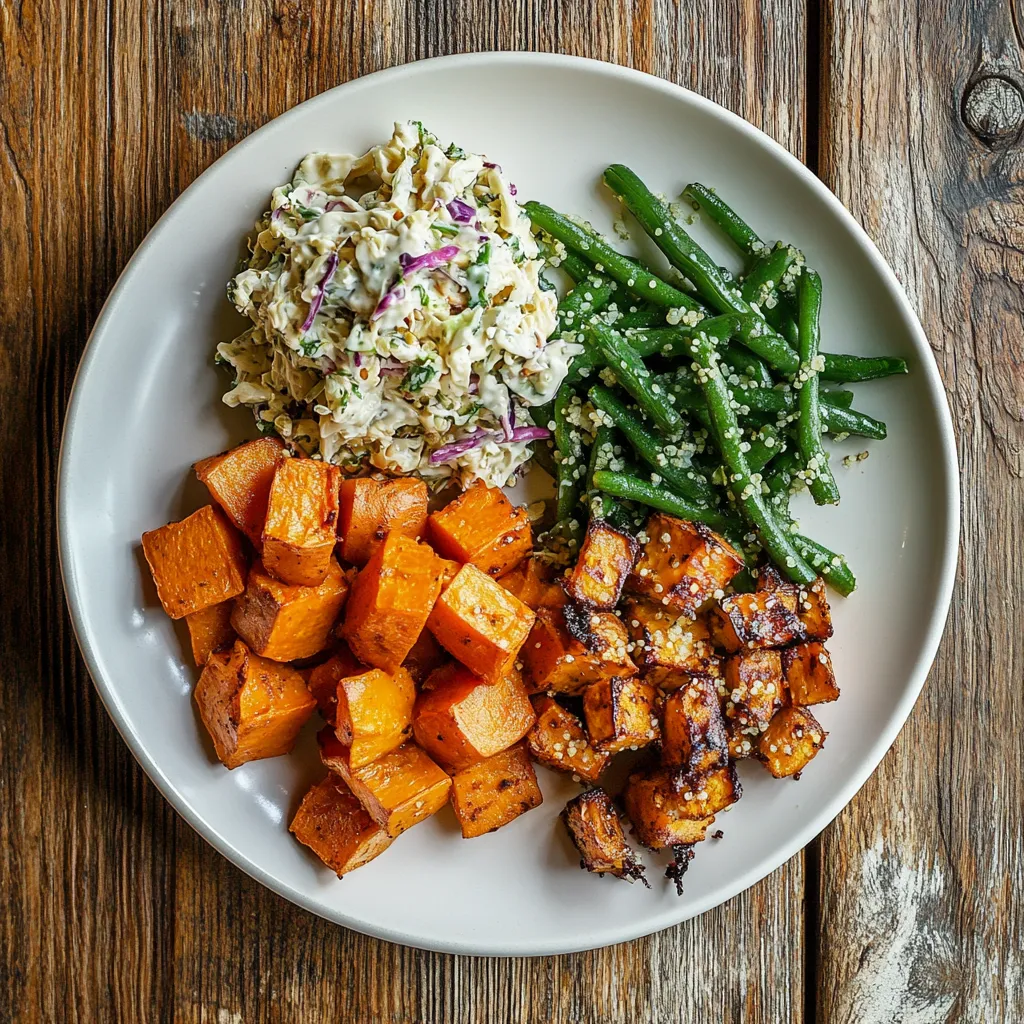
[661,678,730,774]
[412,662,536,772]
[427,563,535,682]
[449,744,543,838]
[401,629,448,685]
[185,600,236,666]
[231,557,348,662]
[142,505,248,619]
[307,646,364,722]
[782,642,839,706]
[756,566,833,642]
[709,589,805,653]
[561,789,647,883]
[319,731,451,837]
[261,457,341,587]
[194,436,285,545]
[339,476,428,565]
[194,640,316,769]
[428,480,532,578]
[289,773,393,877]
[722,649,784,739]
[757,706,827,777]
[622,598,721,688]
[583,675,659,754]
[341,533,442,672]
[499,557,566,610]
[627,513,744,616]
[565,519,637,609]
[526,695,611,783]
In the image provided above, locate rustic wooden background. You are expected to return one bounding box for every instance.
[1,0,1018,1021]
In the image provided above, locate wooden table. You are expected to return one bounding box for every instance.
[1,1,1016,1020]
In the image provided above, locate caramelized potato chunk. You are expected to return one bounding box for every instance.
[401,629,448,685]
[623,598,721,688]
[526,695,611,783]
[757,706,827,777]
[449,744,543,838]
[561,789,647,883]
[185,600,236,666]
[195,640,316,769]
[142,505,247,619]
[583,675,659,754]
[722,649,784,737]
[565,519,637,609]
[709,589,805,653]
[339,476,428,565]
[307,646,364,722]
[499,557,566,611]
[661,677,730,774]
[782,642,840,706]
[757,566,833,642]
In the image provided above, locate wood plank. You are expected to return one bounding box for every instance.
[816,1,1024,1021]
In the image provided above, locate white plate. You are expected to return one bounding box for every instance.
[58,52,959,955]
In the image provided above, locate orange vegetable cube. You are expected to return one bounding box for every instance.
[289,773,393,877]
[757,706,827,777]
[428,480,532,578]
[756,565,833,641]
[185,600,236,666]
[782,642,840,706]
[339,476,428,565]
[427,563,535,682]
[622,598,721,688]
[709,589,805,653]
[583,675,659,753]
[231,557,348,662]
[306,645,364,722]
[194,436,285,544]
[261,457,341,587]
[561,788,647,882]
[401,629,449,685]
[526,695,611,782]
[565,519,637,609]
[449,744,543,838]
[437,558,462,591]
[660,677,729,773]
[722,649,784,738]
[194,640,316,769]
[499,557,566,610]
[325,666,415,769]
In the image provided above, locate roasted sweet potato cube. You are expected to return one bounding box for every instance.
[307,646,364,722]
[661,678,729,773]
[412,662,536,771]
[756,565,833,642]
[319,731,451,837]
[185,600,236,666]
[520,606,635,695]
[401,629,448,685]
[195,640,316,769]
[231,557,348,662]
[583,675,659,754]
[623,598,721,688]
[142,505,247,619]
[782,642,839,706]
[627,513,744,616]
[437,558,462,591]
[339,476,428,565]
[561,789,647,882]
[428,480,532,578]
[499,557,566,610]
[709,589,805,653]
[757,706,827,777]
[341,533,442,672]
[427,563,535,682]
[261,457,341,587]
[526,695,611,782]
[289,773,393,877]
[194,436,285,545]
[722,649,784,738]
[565,519,637,609]
[449,744,543,838]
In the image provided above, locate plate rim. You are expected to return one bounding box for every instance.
[57,50,961,956]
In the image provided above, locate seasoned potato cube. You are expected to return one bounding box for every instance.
[756,565,833,641]
[412,662,536,771]
[307,646,364,722]
[195,640,316,769]
[499,557,566,610]
[757,706,827,777]
[319,731,451,837]
[627,513,744,616]
[261,457,341,587]
[623,598,721,688]
[520,606,635,695]
[194,436,285,545]
[449,744,543,838]
[709,589,805,653]
[437,558,462,591]
[782,642,839,706]
[722,649,784,737]
[661,678,729,773]
[401,629,448,685]
[289,773,393,877]
[561,789,647,882]
[526,695,611,782]
[185,600,236,666]
[427,563,535,682]
[341,533,442,672]
[428,480,532,578]
[583,675,659,754]
[142,505,247,619]
[565,519,637,609]
[339,476,428,565]
[231,557,349,662]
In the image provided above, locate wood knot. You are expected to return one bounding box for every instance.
[962,75,1024,141]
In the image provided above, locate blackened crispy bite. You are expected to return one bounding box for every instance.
[665,844,695,896]
[561,789,649,886]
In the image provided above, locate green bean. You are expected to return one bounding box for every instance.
[822,387,854,409]
[586,424,620,519]
[729,383,887,439]
[592,471,730,532]
[820,353,909,382]
[791,534,857,596]
[556,261,616,335]
[745,423,786,474]
[614,306,663,329]
[531,437,558,479]
[553,388,586,527]
[626,315,743,359]
[723,341,774,388]
[740,243,800,308]
[680,183,764,256]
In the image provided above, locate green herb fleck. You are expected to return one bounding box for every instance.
[401,362,437,393]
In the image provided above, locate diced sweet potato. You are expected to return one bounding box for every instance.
[757,706,827,777]
[520,606,635,695]
[412,662,536,771]
[142,505,247,619]
[401,629,448,685]
[231,557,348,662]
[437,558,462,591]
[261,457,341,587]
[708,589,805,653]
[782,642,840,706]
[499,557,566,610]
[722,649,784,738]
[660,678,729,773]
[341,533,442,672]
[583,675,659,754]
[561,789,647,882]
[622,598,721,688]
[194,436,285,545]
[339,476,428,565]
[289,773,393,876]
[627,513,744,616]
[307,646,364,722]
[449,744,543,838]
[565,519,637,609]
[194,640,316,769]
[428,480,532,578]
[319,731,451,837]
[427,563,535,682]
[756,566,833,642]
[185,600,236,666]
[526,695,611,782]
